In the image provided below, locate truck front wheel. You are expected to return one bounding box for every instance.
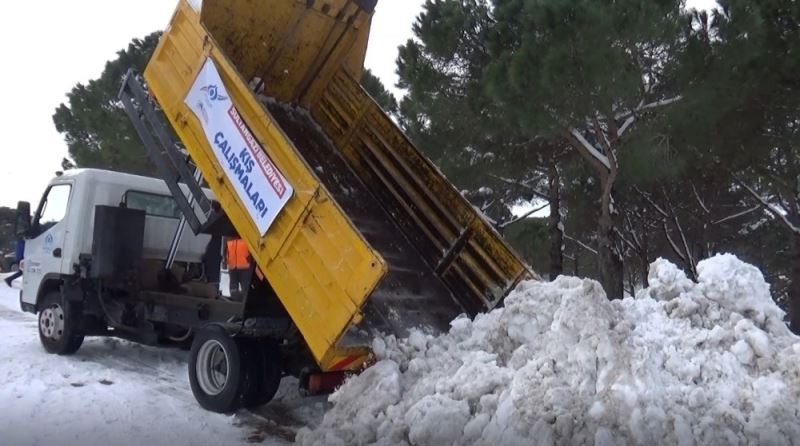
[188,328,255,413]
[38,292,84,355]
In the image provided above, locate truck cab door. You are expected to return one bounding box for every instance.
[22,183,73,307]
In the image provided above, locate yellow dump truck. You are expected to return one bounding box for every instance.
[109,0,532,412]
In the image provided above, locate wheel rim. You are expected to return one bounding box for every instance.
[39,304,65,340]
[196,339,229,396]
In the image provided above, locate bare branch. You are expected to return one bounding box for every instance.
[734,176,800,235]
[615,95,684,121]
[617,116,636,137]
[775,190,792,216]
[565,234,598,255]
[615,228,639,253]
[634,186,669,218]
[692,184,711,214]
[568,128,611,170]
[663,221,687,263]
[712,205,762,225]
[673,213,696,275]
[639,96,684,112]
[488,174,550,201]
[614,96,683,138]
[623,211,646,250]
[499,203,549,229]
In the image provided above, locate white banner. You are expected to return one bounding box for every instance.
[185,58,293,236]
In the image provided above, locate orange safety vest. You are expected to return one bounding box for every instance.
[226,239,250,270]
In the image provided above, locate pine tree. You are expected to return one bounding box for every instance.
[680,0,800,330]
[361,69,399,117]
[53,32,161,175]
[396,0,570,278]
[484,0,686,298]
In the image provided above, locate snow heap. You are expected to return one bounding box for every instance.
[297,254,800,445]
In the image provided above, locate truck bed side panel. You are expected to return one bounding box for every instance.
[311,70,533,314]
[143,2,386,369]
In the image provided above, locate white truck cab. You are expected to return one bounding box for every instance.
[13,165,296,414]
[20,169,211,311]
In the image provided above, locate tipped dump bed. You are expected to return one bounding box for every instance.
[145,0,534,371]
[262,100,463,340]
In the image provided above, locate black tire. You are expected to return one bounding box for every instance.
[188,327,255,413]
[38,292,84,355]
[242,339,283,408]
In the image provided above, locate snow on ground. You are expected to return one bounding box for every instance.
[0,277,326,446]
[298,254,800,445]
[4,256,799,446]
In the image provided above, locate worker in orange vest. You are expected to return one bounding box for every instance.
[225,238,251,297]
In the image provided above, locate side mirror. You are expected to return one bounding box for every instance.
[14,201,31,237]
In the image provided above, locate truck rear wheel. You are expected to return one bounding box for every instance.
[242,339,283,408]
[38,292,84,355]
[188,328,255,413]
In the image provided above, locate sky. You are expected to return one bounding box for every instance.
[0,0,425,209]
[0,0,714,210]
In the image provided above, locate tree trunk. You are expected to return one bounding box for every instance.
[639,230,649,288]
[598,215,624,299]
[564,126,622,297]
[548,162,564,280]
[639,252,649,289]
[598,177,624,299]
[790,232,800,335]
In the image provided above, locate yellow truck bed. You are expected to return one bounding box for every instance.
[144,0,534,372]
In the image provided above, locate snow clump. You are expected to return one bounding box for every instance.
[297,254,800,445]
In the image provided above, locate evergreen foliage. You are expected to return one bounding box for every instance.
[52,2,800,330]
[53,32,161,175]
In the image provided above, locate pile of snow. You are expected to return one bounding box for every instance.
[298,254,800,445]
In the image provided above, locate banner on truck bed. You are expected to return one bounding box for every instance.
[185,58,293,236]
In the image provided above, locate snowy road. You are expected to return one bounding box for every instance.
[0,283,325,446]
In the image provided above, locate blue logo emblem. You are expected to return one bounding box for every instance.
[44,233,54,251]
[201,85,228,102]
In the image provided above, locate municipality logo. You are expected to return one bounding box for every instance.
[201,85,228,102]
[44,233,54,251]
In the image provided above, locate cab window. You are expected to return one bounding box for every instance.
[35,184,72,234]
[124,190,182,219]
